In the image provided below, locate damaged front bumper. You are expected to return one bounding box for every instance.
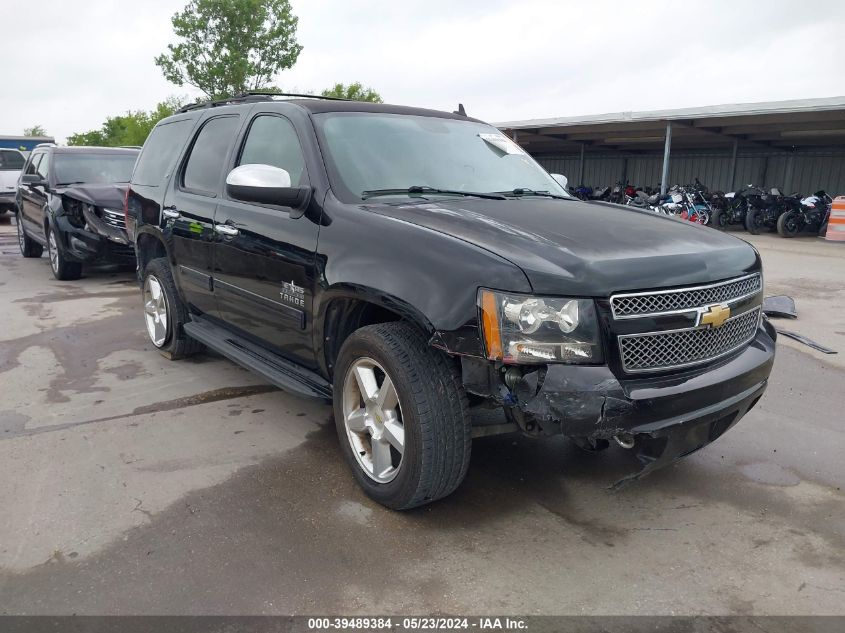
[464,320,776,484]
[54,215,135,264]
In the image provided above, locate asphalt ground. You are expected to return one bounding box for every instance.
[0,215,842,615]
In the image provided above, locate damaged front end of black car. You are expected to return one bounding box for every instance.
[446,274,776,487]
[52,184,136,265]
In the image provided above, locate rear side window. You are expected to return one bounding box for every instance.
[0,150,25,170]
[238,115,307,186]
[182,116,240,195]
[133,119,193,186]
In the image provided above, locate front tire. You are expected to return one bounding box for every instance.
[745,208,763,235]
[46,226,82,280]
[142,257,203,359]
[777,211,802,237]
[713,209,728,230]
[333,322,471,510]
[16,212,43,258]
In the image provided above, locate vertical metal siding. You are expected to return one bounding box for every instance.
[532,149,845,195]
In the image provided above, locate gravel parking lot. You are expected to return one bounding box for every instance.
[0,215,842,616]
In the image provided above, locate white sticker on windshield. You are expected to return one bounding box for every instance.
[478,133,526,155]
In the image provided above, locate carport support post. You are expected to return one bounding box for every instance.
[578,143,585,185]
[728,138,738,191]
[660,122,672,196]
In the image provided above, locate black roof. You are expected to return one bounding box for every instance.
[284,99,481,122]
[173,92,482,123]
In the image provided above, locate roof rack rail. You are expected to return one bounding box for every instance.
[176,91,349,114]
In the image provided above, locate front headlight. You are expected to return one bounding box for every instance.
[479,289,602,364]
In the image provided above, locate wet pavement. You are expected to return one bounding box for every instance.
[0,216,843,615]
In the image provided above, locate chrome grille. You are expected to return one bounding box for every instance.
[618,307,761,373]
[611,273,761,318]
[98,207,126,230]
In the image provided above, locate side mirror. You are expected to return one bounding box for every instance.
[551,173,568,191]
[225,164,310,214]
[21,174,46,187]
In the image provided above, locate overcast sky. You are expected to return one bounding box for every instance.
[4,0,844,142]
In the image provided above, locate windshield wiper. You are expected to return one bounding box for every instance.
[496,188,569,200]
[361,186,506,201]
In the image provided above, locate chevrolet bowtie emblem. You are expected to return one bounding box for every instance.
[699,304,731,329]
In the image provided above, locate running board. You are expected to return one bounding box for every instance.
[183,317,333,401]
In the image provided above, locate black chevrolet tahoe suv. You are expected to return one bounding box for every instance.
[16,145,139,279]
[126,94,776,510]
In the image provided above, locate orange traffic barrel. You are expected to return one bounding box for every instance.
[826,196,845,241]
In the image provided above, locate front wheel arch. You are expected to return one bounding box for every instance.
[316,287,436,379]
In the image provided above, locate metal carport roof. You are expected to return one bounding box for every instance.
[495,97,845,194]
[495,96,845,152]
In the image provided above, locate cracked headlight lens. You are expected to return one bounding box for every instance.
[479,289,602,364]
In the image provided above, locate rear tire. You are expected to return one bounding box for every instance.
[141,257,203,359]
[46,225,82,280]
[777,211,801,238]
[16,212,43,258]
[745,208,762,235]
[333,322,471,510]
[818,220,829,237]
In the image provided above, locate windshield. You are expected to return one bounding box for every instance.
[315,113,569,201]
[0,150,25,171]
[53,153,138,185]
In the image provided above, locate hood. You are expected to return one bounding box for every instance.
[59,182,128,209]
[0,170,19,189]
[365,197,759,296]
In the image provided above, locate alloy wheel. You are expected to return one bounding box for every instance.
[143,275,169,347]
[16,215,25,254]
[48,230,59,273]
[342,357,405,483]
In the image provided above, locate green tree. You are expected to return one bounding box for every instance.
[23,125,47,137]
[67,98,182,147]
[321,82,383,103]
[155,0,303,99]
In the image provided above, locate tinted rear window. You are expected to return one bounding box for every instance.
[182,116,239,195]
[0,150,25,170]
[133,119,194,186]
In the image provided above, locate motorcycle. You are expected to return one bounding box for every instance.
[590,186,611,201]
[571,184,593,200]
[713,185,760,229]
[655,187,686,217]
[745,188,801,235]
[627,188,662,210]
[680,179,713,225]
[776,191,832,237]
[609,181,626,205]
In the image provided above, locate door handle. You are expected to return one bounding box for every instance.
[162,207,181,219]
[214,224,239,237]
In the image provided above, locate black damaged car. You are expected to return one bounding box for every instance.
[126,94,776,509]
[15,145,139,279]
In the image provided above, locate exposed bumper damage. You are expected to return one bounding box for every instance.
[56,184,135,264]
[460,320,777,487]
